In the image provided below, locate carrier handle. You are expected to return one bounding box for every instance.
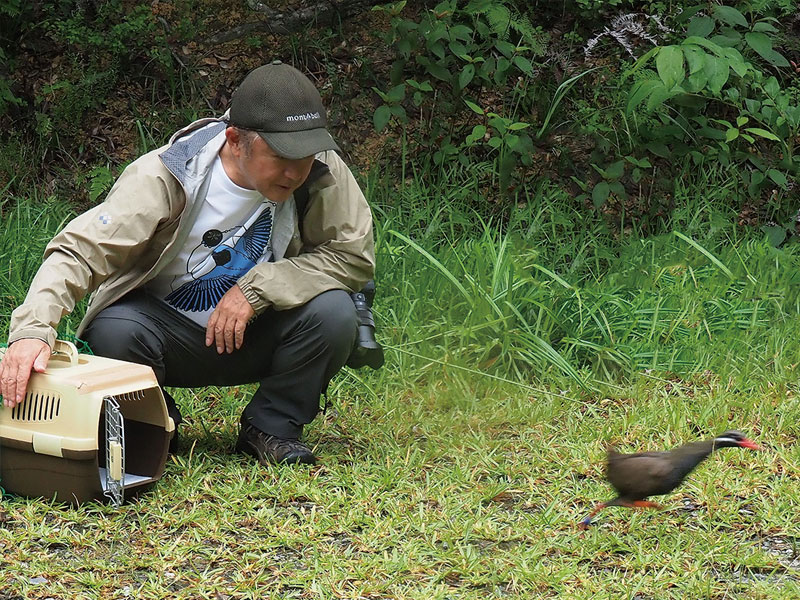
[50,339,79,367]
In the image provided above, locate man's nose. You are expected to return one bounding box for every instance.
[284,161,306,181]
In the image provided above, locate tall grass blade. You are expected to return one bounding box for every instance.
[387,229,472,301]
[673,230,734,278]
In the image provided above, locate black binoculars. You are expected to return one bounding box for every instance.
[346,279,384,370]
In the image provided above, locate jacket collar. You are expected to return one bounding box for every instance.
[159,119,228,186]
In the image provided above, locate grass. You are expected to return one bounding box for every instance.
[1,376,797,598]
[1,166,799,599]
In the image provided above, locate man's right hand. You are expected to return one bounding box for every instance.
[0,339,51,408]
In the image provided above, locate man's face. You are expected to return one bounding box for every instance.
[224,128,315,202]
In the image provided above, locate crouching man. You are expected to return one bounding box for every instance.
[0,61,375,465]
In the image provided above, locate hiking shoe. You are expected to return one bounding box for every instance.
[235,424,316,465]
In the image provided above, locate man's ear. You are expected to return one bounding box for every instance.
[225,126,238,143]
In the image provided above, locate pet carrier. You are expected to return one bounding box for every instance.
[0,340,175,505]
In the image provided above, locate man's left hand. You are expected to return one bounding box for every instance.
[206,285,256,354]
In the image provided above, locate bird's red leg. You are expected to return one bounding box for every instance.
[578,503,606,529]
[631,500,663,510]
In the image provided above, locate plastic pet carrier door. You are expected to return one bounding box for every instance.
[0,340,175,505]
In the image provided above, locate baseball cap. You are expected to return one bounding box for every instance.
[228,61,340,159]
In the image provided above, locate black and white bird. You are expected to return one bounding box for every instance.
[579,430,760,528]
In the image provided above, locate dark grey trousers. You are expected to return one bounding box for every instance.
[82,288,358,439]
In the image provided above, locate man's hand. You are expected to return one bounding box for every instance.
[0,339,51,408]
[206,284,256,354]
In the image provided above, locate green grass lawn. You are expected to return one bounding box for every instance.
[1,372,797,599]
[1,177,799,599]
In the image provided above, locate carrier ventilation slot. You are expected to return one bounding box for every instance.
[115,389,146,403]
[11,391,61,421]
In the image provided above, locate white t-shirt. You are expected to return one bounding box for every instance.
[147,155,277,326]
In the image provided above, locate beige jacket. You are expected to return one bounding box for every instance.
[8,117,375,348]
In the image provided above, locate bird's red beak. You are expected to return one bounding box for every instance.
[738,439,761,450]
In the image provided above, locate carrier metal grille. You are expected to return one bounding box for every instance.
[103,396,125,507]
[11,392,61,421]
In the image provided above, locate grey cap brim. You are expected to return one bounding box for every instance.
[258,128,340,159]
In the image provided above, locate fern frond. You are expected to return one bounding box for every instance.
[485,4,512,39]
[509,9,547,54]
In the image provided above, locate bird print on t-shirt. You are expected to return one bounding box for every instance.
[165,206,273,312]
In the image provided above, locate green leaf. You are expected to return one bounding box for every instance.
[627,79,663,114]
[704,54,730,94]
[744,127,780,141]
[465,124,487,144]
[683,45,707,74]
[684,36,724,56]
[373,105,392,132]
[449,40,468,57]
[697,127,726,140]
[767,169,788,188]
[507,122,530,131]
[745,98,761,113]
[397,38,413,56]
[710,33,740,48]
[513,55,534,75]
[752,22,778,33]
[609,181,626,197]
[495,40,516,57]
[592,182,610,208]
[656,46,685,89]
[675,5,704,23]
[622,47,660,82]
[687,16,715,38]
[645,142,671,158]
[406,79,434,92]
[764,50,790,68]
[686,69,709,93]
[388,104,407,120]
[505,133,522,151]
[605,160,625,180]
[713,5,748,28]
[761,225,787,247]
[426,61,451,82]
[449,24,472,41]
[386,83,406,103]
[590,163,607,178]
[786,107,800,128]
[763,76,780,97]
[429,40,446,60]
[745,32,773,59]
[458,64,475,89]
[646,84,675,112]
[429,21,448,42]
[464,99,484,115]
[624,155,652,168]
[725,128,739,142]
[721,47,748,77]
[371,85,389,102]
[495,57,511,84]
